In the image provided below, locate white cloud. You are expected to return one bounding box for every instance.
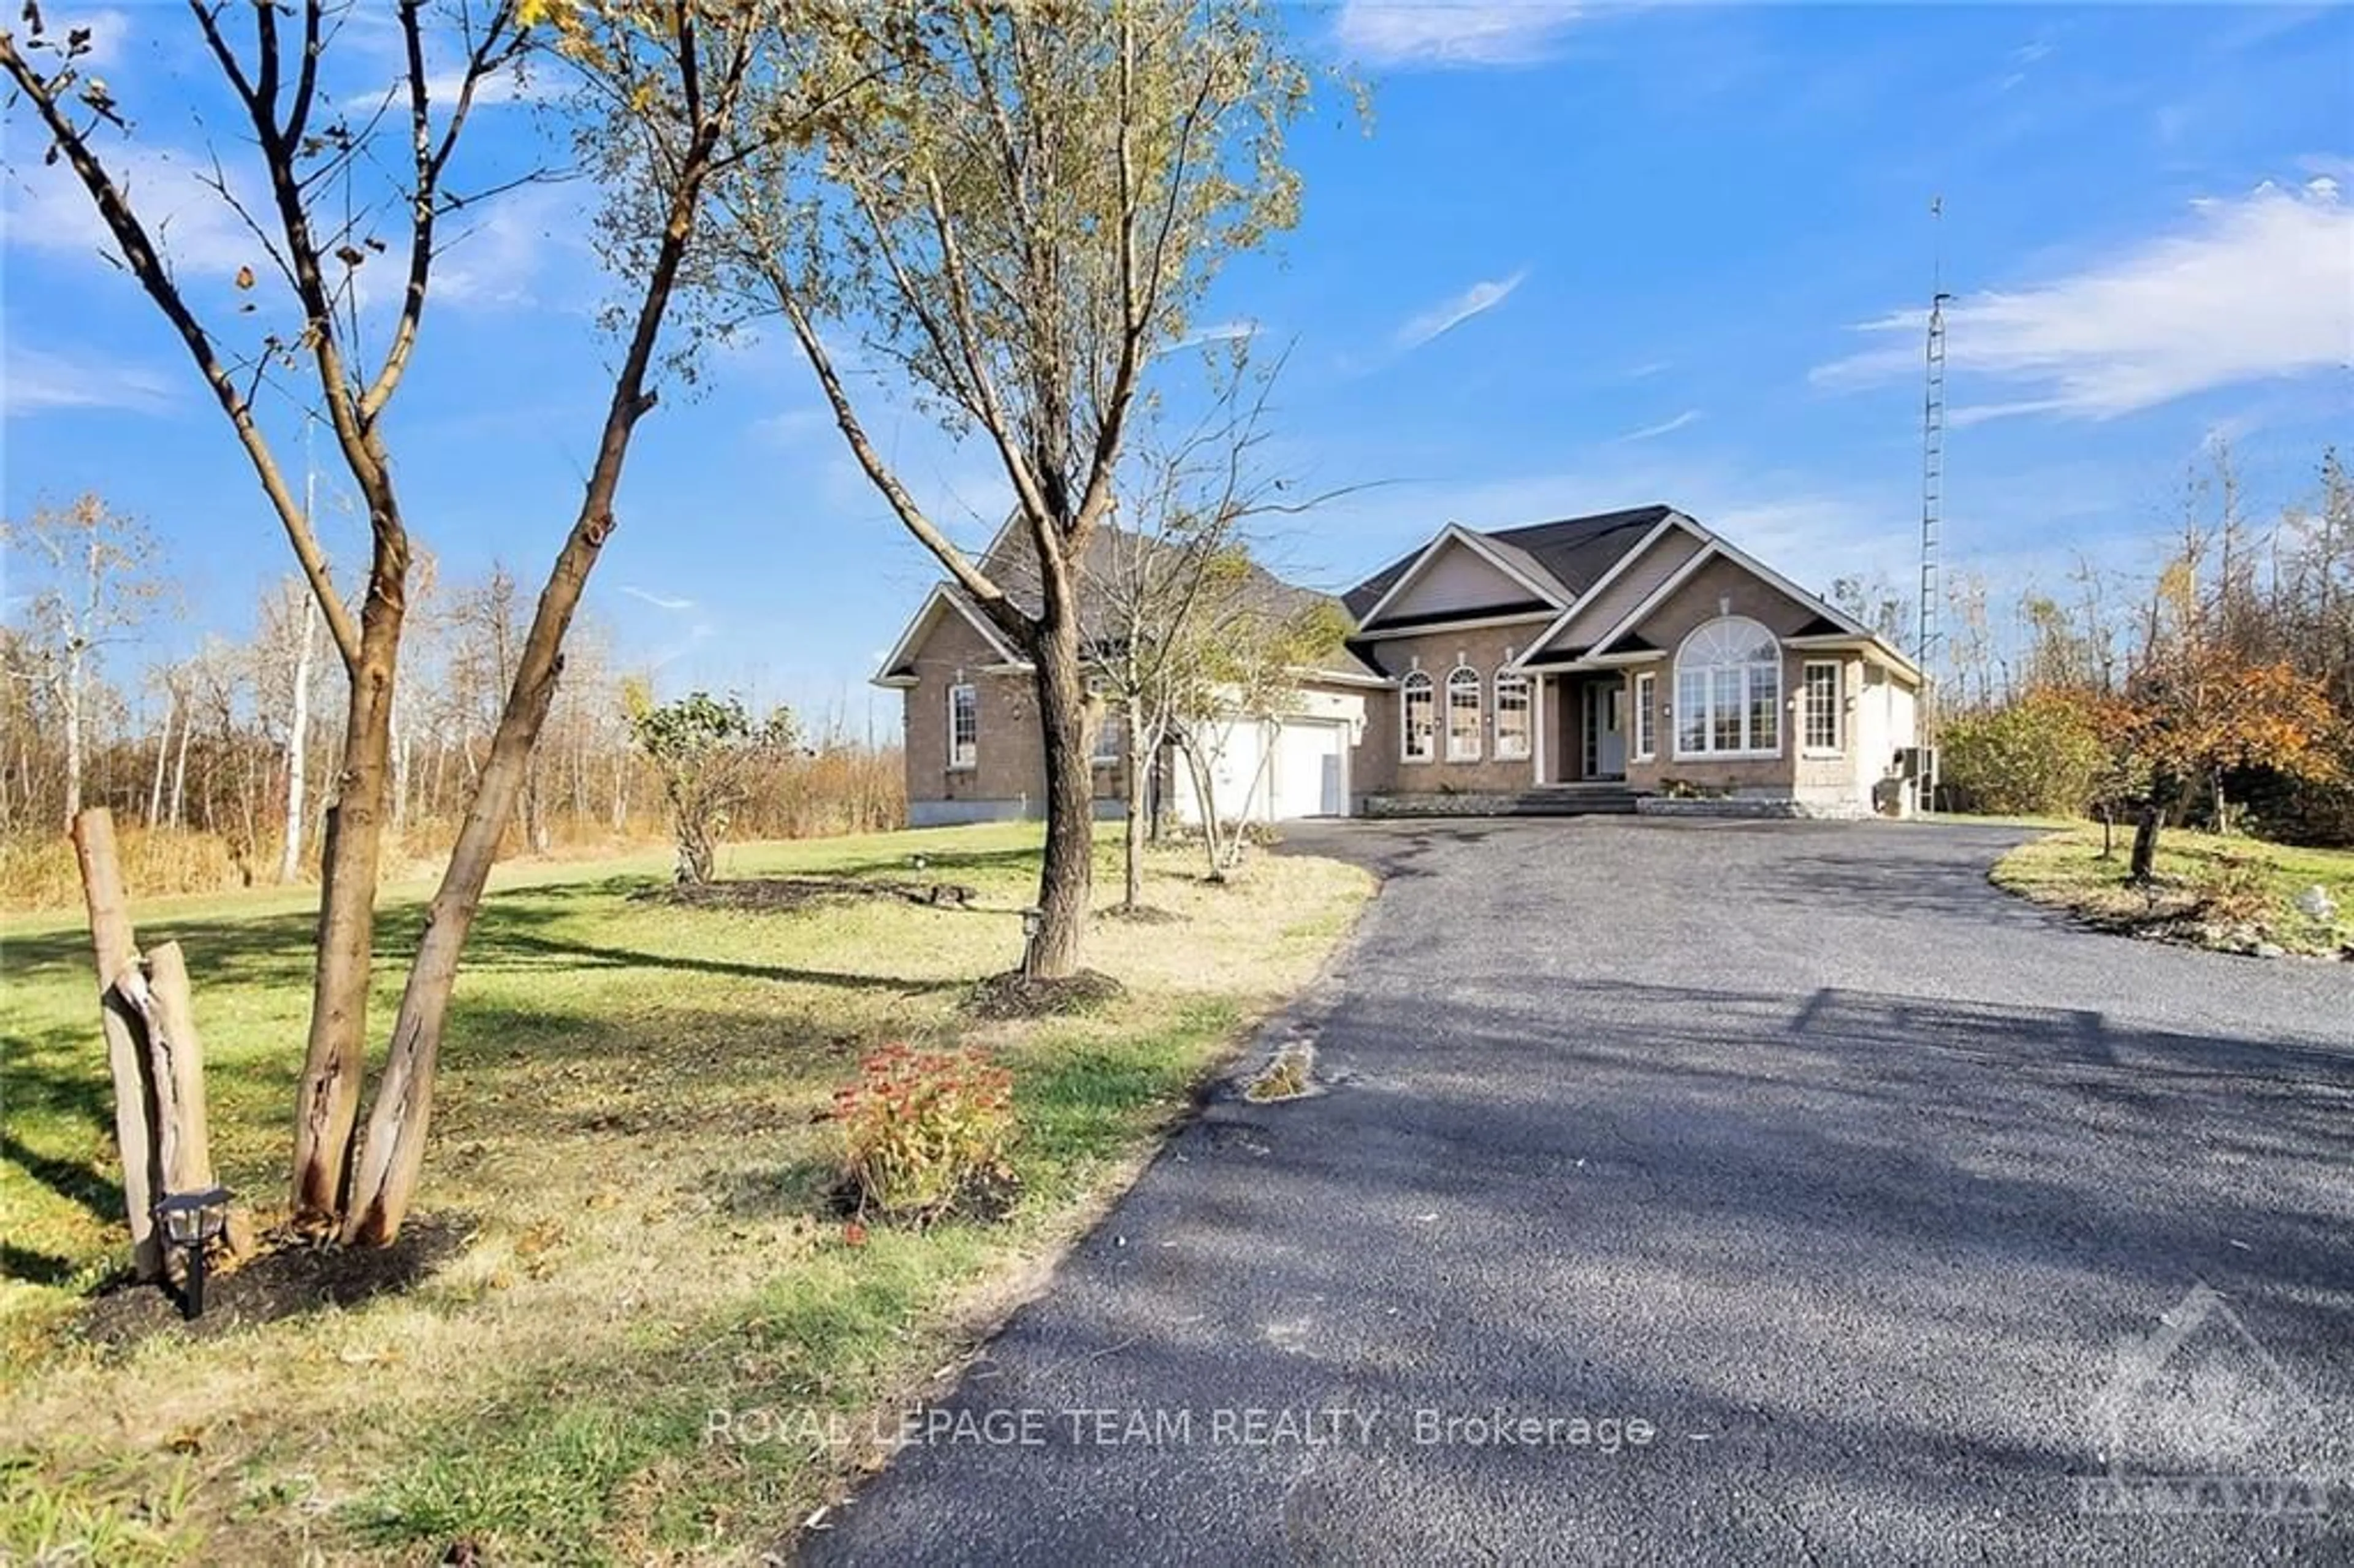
[3,140,264,281]
[1333,1,1582,68]
[2,344,175,417]
[2,123,565,318]
[1813,178,2353,423]
[434,183,570,310]
[752,408,832,445]
[1615,409,1702,443]
[421,51,548,108]
[620,585,695,612]
[1396,268,1528,350]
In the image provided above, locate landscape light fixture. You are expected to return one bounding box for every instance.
[1019,906,1044,975]
[154,1185,232,1320]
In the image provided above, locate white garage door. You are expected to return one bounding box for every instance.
[1270,720,1348,819]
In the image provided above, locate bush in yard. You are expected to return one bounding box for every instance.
[2190,853,2277,929]
[833,1046,1017,1223]
[1939,689,2109,818]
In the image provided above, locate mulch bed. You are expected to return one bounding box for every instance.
[1102,904,1184,926]
[75,1214,474,1347]
[967,968,1126,1019]
[633,877,980,912]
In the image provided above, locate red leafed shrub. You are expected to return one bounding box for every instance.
[832,1045,1017,1223]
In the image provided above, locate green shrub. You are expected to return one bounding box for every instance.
[1940,691,2108,817]
[833,1045,1016,1223]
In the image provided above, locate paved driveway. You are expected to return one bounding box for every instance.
[806,820,2354,1565]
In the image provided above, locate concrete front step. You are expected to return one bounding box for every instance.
[1508,790,1644,816]
[1360,787,1648,819]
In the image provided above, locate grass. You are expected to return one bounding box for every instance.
[0,823,1373,1563]
[1991,822,2354,957]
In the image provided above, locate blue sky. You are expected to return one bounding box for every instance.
[4,2,2350,731]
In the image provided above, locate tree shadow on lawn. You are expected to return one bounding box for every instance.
[769,845,1045,885]
[463,929,973,997]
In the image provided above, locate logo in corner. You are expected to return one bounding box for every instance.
[2080,1283,2332,1516]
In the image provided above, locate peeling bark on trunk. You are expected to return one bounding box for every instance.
[72,809,160,1279]
[289,616,400,1222]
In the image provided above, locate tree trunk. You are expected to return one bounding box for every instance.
[2130,791,2166,884]
[1178,726,1229,883]
[63,638,85,829]
[1026,613,1093,980]
[279,593,319,883]
[71,809,161,1280]
[170,708,192,828]
[338,513,614,1246]
[147,698,172,826]
[289,618,401,1222]
[389,690,410,835]
[1121,693,1146,911]
[337,94,728,1243]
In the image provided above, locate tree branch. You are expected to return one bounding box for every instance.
[0,27,360,666]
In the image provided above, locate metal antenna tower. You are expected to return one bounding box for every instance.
[1916,197,1950,811]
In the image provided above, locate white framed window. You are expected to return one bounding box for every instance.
[1673,616,1780,757]
[1401,671,1435,762]
[1803,661,1842,753]
[1493,671,1531,760]
[1632,671,1657,760]
[1446,666,1483,762]
[948,683,978,769]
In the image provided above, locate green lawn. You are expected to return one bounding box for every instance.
[0,824,1373,1563]
[1991,822,2354,957]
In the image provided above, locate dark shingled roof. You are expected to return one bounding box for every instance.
[1343,505,1676,625]
[891,525,1383,683]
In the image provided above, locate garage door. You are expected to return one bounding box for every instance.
[1270,720,1348,819]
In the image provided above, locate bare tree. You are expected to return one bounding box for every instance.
[1,495,167,826]
[2,0,776,1243]
[704,3,1314,977]
[262,583,324,883]
[1087,350,1350,902]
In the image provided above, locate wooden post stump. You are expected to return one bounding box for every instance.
[69,809,237,1281]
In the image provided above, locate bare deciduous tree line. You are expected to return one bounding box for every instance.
[1,495,901,905]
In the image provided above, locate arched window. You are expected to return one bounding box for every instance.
[1446,666,1483,762]
[1401,671,1435,762]
[1674,616,1780,756]
[1494,670,1531,760]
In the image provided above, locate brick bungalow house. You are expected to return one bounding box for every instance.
[874,504,1922,823]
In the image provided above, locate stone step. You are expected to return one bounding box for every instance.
[1507,790,1643,816]
[1360,787,1650,820]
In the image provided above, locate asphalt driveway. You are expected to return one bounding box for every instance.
[805,819,2354,1565]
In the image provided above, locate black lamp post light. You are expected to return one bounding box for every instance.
[154,1185,233,1320]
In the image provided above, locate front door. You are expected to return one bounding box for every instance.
[1583,681,1626,780]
